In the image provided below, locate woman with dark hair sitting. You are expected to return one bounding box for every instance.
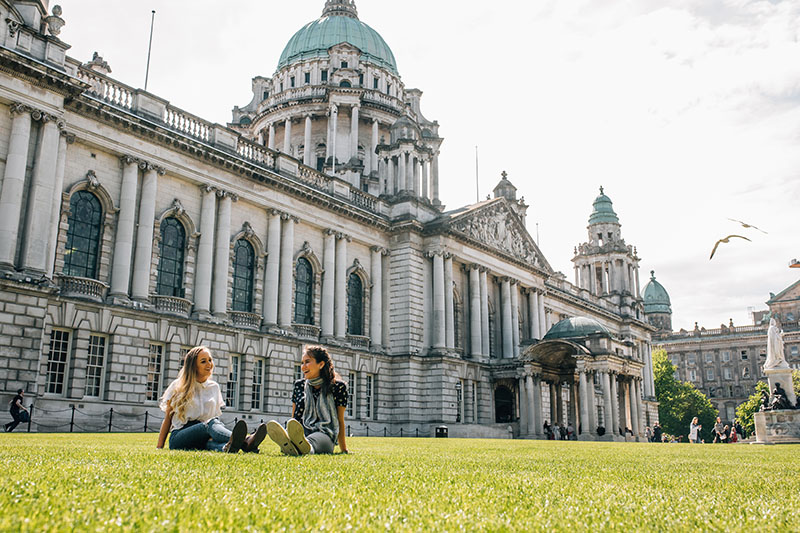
[267,345,349,455]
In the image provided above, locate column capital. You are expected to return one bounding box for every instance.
[281,213,299,224]
[9,102,33,116]
[324,228,337,236]
[424,249,444,259]
[469,263,482,271]
[370,245,389,256]
[335,232,350,241]
[199,184,216,194]
[120,154,138,166]
[442,252,453,260]
[60,129,76,144]
[352,103,361,110]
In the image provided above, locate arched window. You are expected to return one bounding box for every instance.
[339,80,351,88]
[63,191,102,279]
[232,239,255,312]
[156,217,185,297]
[347,273,363,335]
[294,257,313,325]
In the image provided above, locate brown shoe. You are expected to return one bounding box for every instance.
[222,420,248,453]
[243,423,267,453]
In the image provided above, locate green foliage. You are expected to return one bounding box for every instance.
[653,348,718,442]
[735,380,769,437]
[1,434,799,531]
[736,371,800,437]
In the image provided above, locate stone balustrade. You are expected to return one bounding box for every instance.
[259,86,328,112]
[237,138,276,168]
[294,323,321,341]
[164,106,211,143]
[56,275,108,302]
[77,69,134,110]
[151,295,192,318]
[229,311,263,330]
[347,334,370,350]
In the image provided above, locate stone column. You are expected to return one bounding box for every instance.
[538,291,546,338]
[131,165,160,301]
[431,151,440,205]
[193,185,217,315]
[587,373,596,434]
[572,381,580,428]
[629,379,640,436]
[303,114,313,166]
[479,269,490,357]
[397,152,407,192]
[518,377,528,436]
[370,246,383,350]
[444,253,455,350]
[268,123,276,150]
[589,263,596,295]
[530,375,542,436]
[610,373,619,436]
[326,106,336,160]
[264,210,281,326]
[635,266,641,298]
[469,265,482,358]
[556,382,564,425]
[21,116,60,273]
[549,382,558,424]
[350,104,359,161]
[529,290,540,339]
[0,105,32,270]
[212,192,234,317]
[501,278,512,358]
[642,344,652,397]
[510,281,520,356]
[334,233,348,338]
[283,118,292,155]
[432,252,445,351]
[370,118,379,174]
[603,371,614,433]
[321,229,336,337]
[387,156,395,195]
[278,214,296,328]
[47,131,71,278]
[421,158,429,200]
[579,371,590,435]
[110,157,140,296]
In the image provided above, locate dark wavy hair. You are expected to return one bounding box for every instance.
[304,345,342,390]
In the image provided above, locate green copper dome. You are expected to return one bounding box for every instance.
[543,317,612,340]
[588,186,619,225]
[642,271,672,315]
[277,2,398,75]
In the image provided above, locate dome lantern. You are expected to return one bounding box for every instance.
[322,0,358,19]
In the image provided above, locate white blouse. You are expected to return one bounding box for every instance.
[160,379,225,431]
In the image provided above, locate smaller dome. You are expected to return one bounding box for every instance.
[642,271,672,314]
[543,317,612,340]
[589,186,619,225]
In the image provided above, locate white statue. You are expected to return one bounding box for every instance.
[765,318,788,370]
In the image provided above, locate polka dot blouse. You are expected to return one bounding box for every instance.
[292,379,349,421]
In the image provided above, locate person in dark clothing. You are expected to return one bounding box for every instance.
[5,389,28,432]
[734,421,745,440]
[652,422,663,443]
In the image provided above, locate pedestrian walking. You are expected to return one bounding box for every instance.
[4,389,28,432]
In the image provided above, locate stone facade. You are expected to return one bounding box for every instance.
[0,0,658,439]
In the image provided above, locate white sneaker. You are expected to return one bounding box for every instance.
[287,418,312,455]
[267,421,298,456]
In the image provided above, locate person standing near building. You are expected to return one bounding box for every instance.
[653,422,663,443]
[4,389,28,432]
[712,417,724,443]
[689,417,702,443]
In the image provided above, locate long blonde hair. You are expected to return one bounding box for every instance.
[165,346,209,422]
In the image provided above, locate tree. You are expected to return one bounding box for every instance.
[653,348,718,442]
[735,370,800,437]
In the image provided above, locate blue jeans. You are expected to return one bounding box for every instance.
[169,418,231,451]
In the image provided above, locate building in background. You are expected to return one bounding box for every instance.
[0,0,658,439]
[648,279,800,422]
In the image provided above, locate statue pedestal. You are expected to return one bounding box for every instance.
[753,410,800,444]
[765,367,797,407]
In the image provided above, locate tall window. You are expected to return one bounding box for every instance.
[472,381,478,423]
[294,258,314,324]
[706,368,715,381]
[347,273,363,335]
[321,70,328,82]
[722,351,731,362]
[85,335,106,398]
[146,344,163,402]
[363,373,374,419]
[294,364,303,382]
[46,330,71,395]
[156,217,185,297]
[226,355,240,409]
[252,358,265,410]
[232,240,255,312]
[347,372,357,418]
[63,191,102,279]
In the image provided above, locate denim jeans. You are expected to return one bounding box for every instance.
[169,418,231,451]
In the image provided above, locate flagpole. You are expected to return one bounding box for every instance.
[144,10,156,91]
[475,145,479,202]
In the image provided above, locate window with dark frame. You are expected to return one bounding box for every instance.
[232,239,255,312]
[63,191,102,279]
[294,257,314,325]
[156,217,186,298]
[347,273,363,335]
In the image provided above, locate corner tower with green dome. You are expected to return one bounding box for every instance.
[572,187,644,319]
[641,271,672,332]
[232,0,443,208]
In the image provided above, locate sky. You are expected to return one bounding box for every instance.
[53,0,800,331]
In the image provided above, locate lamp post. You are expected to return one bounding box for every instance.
[455,381,462,423]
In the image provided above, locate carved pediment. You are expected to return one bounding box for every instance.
[449,201,552,272]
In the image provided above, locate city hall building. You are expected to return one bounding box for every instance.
[0,0,659,439]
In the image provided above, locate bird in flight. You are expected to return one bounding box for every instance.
[710,235,752,259]
[728,218,767,234]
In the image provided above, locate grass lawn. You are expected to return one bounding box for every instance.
[1,434,799,532]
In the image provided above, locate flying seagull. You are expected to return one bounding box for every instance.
[710,235,752,260]
[727,218,767,234]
